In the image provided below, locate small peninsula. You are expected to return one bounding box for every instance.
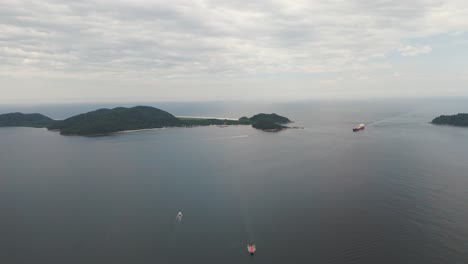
[431,113,468,127]
[252,119,287,131]
[0,113,55,127]
[248,113,291,131]
[0,106,292,135]
[249,113,291,124]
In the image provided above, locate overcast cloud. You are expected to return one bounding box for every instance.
[1,0,467,102]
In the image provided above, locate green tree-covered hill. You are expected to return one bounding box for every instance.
[0,112,55,127]
[48,106,182,135]
[432,113,468,127]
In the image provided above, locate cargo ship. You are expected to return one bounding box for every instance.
[353,123,365,132]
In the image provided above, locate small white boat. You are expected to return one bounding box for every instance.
[176,212,183,222]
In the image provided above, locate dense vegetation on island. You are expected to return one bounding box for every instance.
[432,113,468,127]
[179,117,242,126]
[0,112,55,127]
[249,113,291,124]
[180,113,291,131]
[251,119,287,130]
[248,113,291,131]
[48,106,183,135]
[0,106,292,135]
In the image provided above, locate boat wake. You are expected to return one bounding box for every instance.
[169,211,184,259]
[366,110,418,128]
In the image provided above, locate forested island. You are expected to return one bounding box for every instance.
[0,106,292,135]
[431,113,468,127]
[249,113,291,131]
[0,113,55,127]
[47,106,183,135]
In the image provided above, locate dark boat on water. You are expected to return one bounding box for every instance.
[353,123,365,132]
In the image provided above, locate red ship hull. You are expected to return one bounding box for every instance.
[247,244,256,255]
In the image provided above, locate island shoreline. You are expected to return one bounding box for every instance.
[1,106,293,136]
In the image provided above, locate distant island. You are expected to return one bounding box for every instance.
[0,106,292,135]
[47,106,183,135]
[252,119,287,131]
[431,113,468,127]
[249,113,291,124]
[0,113,55,127]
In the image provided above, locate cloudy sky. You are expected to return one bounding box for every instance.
[1,0,467,103]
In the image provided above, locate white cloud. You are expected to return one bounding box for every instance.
[0,0,467,102]
[398,45,433,56]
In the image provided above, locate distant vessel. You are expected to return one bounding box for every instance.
[353,123,365,132]
[247,244,256,256]
[176,212,183,222]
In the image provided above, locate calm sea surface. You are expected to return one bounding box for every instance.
[0,99,467,264]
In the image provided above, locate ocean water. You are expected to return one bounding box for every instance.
[0,99,467,264]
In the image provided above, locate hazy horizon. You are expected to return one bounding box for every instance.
[1,0,468,103]
[1,95,468,106]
